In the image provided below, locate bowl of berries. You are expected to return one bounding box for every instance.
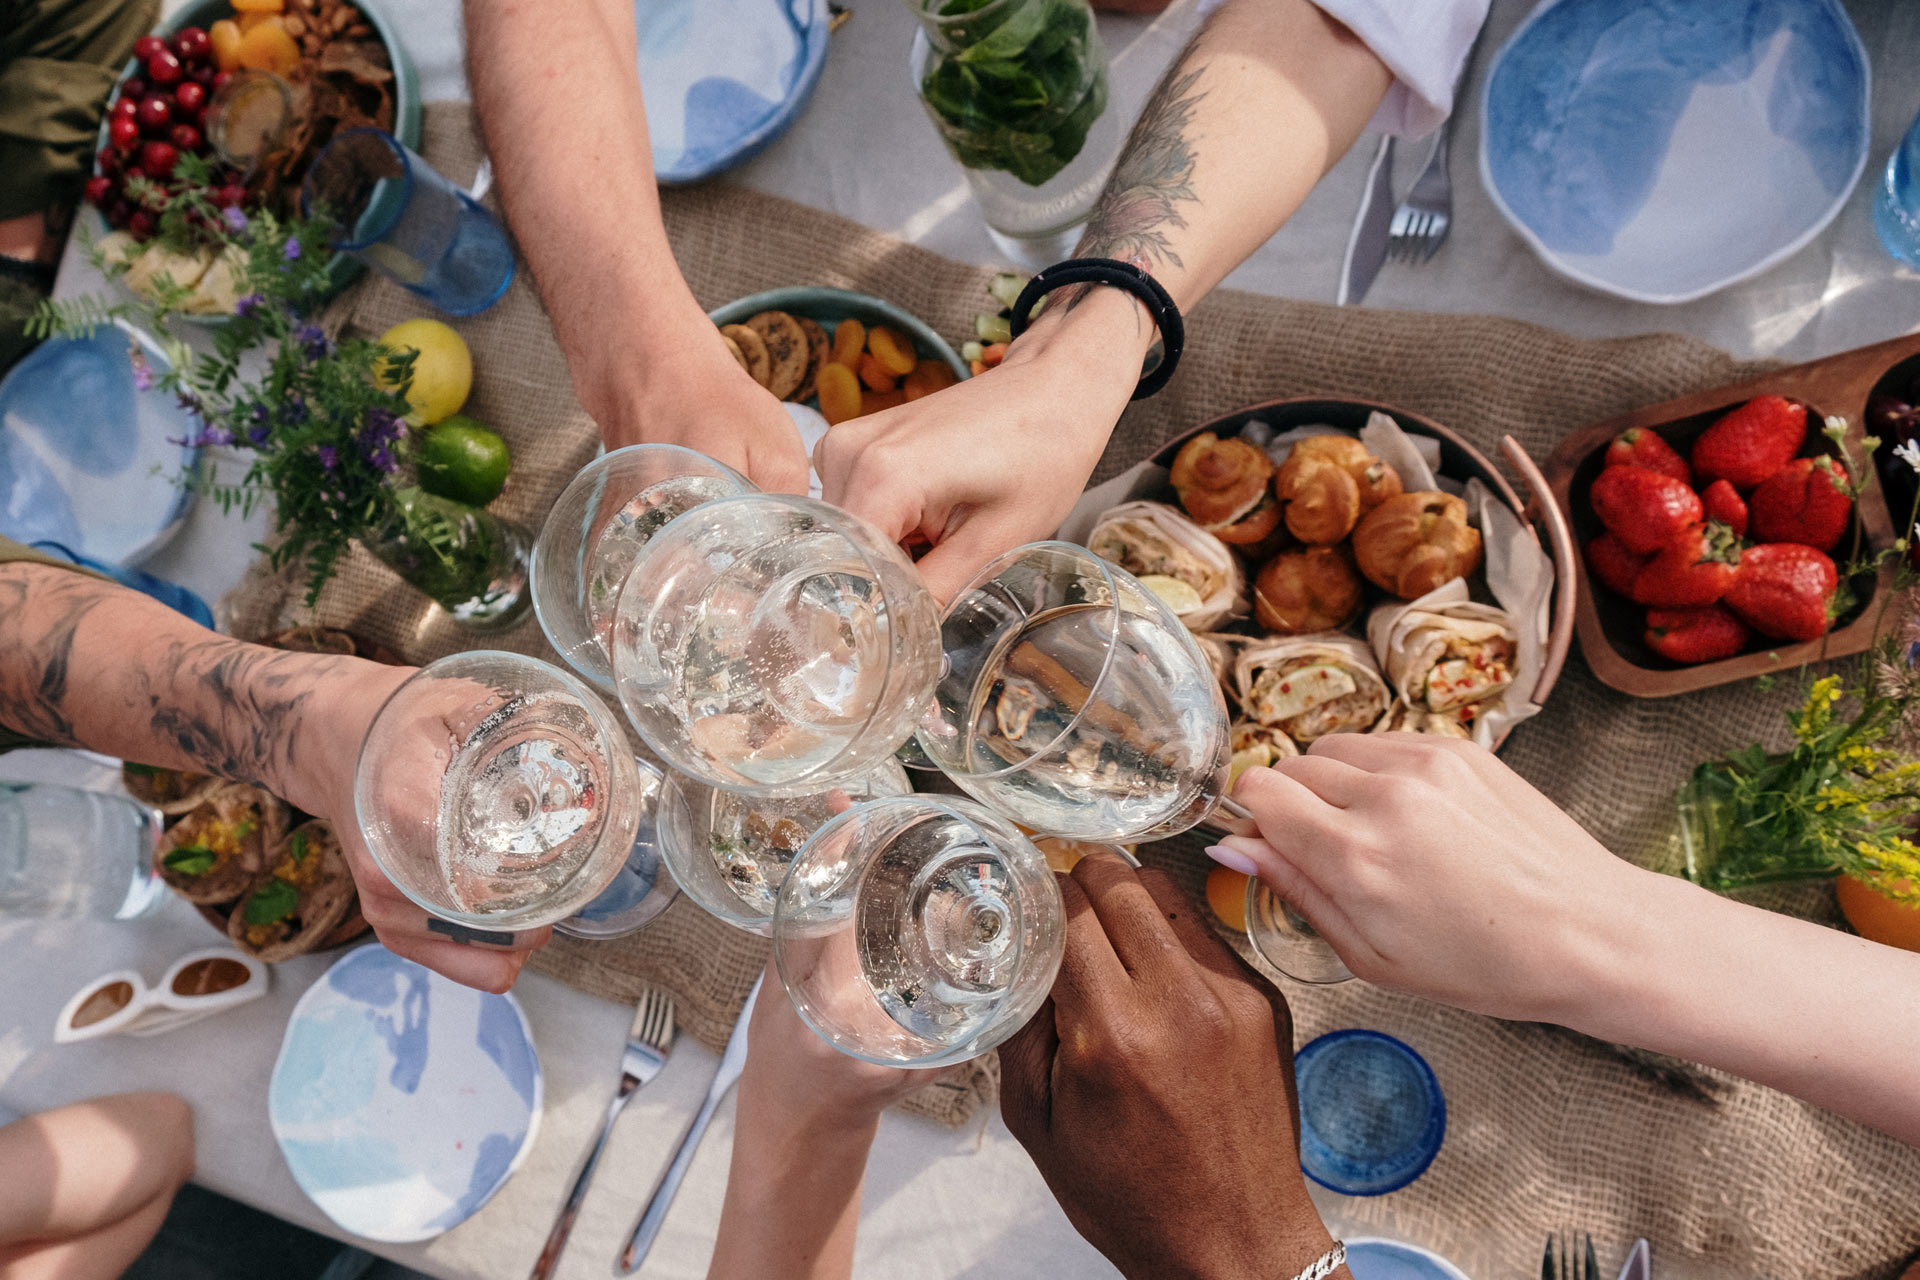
[1547,331,1920,696]
[84,0,419,320]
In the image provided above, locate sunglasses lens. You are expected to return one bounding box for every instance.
[70,980,135,1028]
[171,957,252,997]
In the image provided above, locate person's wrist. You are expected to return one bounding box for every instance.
[1538,860,1698,1037]
[274,657,412,821]
[1010,284,1159,380]
[570,286,718,426]
[1136,1215,1338,1280]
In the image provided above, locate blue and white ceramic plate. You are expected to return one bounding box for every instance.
[1480,0,1870,304]
[269,945,542,1243]
[1345,1238,1472,1280]
[0,321,197,566]
[640,0,831,184]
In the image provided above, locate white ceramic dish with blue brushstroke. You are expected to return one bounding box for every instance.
[0,320,197,566]
[269,945,542,1243]
[640,0,830,183]
[1343,1238,1473,1280]
[1480,0,1870,304]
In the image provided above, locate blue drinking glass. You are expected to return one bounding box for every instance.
[302,128,515,316]
[1874,106,1920,269]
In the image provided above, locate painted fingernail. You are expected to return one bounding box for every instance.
[1203,844,1259,876]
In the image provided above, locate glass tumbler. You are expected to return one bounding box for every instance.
[303,127,515,316]
[1875,103,1920,268]
[0,782,166,922]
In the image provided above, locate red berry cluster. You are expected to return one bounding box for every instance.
[1582,395,1850,665]
[89,29,247,241]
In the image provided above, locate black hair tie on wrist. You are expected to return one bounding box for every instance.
[1007,257,1184,400]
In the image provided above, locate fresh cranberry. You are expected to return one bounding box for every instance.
[171,27,210,61]
[145,49,183,86]
[109,115,142,151]
[216,183,248,209]
[133,35,166,62]
[174,81,206,114]
[122,164,147,186]
[96,146,122,176]
[120,76,147,100]
[190,63,214,85]
[83,176,116,209]
[128,209,157,241]
[136,94,172,133]
[138,139,179,178]
[111,96,139,122]
[107,199,133,229]
[170,123,203,153]
[209,70,233,95]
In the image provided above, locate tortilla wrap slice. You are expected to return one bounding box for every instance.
[122,762,223,816]
[1087,501,1246,632]
[1232,633,1390,744]
[1372,700,1477,740]
[227,819,355,962]
[1368,592,1519,715]
[155,783,288,905]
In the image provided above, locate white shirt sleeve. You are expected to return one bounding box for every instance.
[1304,0,1491,139]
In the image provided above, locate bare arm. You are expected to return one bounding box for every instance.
[463,0,809,492]
[819,0,1393,599]
[0,564,543,991]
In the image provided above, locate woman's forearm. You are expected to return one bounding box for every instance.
[705,1091,879,1280]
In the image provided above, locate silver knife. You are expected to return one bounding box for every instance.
[1615,1238,1650,1280]
[1337,133,1397,305]
[615,975,763,1275]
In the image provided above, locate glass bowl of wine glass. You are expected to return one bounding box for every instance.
[353,651,645,931]
[915,541,1231,843]
[530,445,754,691]
[771,794,1063,1067]
[609,493,943,797]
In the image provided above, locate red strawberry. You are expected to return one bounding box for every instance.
[1589,465,1703,554]
[1747,455,1851,552]
[1699,479,1748,538]
[1631,521,1741,607]
[1722,543,1838,642]
[1605,428,1690,485]
[1583,532,1650,598]
[1690,395,1807,491]
[1645,606,1751,664]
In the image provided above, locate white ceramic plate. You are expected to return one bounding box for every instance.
[269,945,542,1243]
[1480,0,1870,304]
[1344,1237,1472,1280]
[0,320,197,566]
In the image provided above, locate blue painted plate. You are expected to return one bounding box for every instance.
[269,945,543,1243]
[640,0,831,183]
[0,322,197,566]
[1345,1238,1472,1280]
[1480,0,1870,304]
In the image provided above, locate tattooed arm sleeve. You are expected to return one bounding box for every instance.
[0,562,408,815]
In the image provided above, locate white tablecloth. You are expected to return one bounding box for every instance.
[12,1,1920,1277]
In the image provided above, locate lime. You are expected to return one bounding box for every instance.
[1137,574,1203,614]
[416,416,511,506]
[377,318,472,425]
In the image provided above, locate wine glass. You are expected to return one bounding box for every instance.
[552,757,682,940]
[1245,885,1352,984]
[354,651,645,930]
[608,493,943,797]
[656,758,913,933]
[531,445,754,691]
[771,795,1063,1067]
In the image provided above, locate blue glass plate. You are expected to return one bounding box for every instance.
[0,322,197,566]
[1480,0,1870,304]
[1294,1029,1445,1196]
[640,0,831,184]
[269,945,543,1243]
[1345,1238,1472,1280]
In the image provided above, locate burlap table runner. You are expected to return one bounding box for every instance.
[221,104,1918,1276]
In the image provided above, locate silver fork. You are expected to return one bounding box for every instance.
[1541,1231,1599,1280]
[1386,23,1488,263]
[527,988,677,1280]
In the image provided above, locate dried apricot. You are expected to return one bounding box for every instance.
[979,342,1008,368]
[861,388,907,416]
[816,361,862,426]
[855,351,897,393]
[209,19,245,70]
[829,318,865,367]
[237,18,300,73]
[903,360,958,401]
[867,325,917,377]
[230,0,284,10]
[238,10,276,31]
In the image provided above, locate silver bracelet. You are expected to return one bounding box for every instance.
[1290,1241,1347,1280]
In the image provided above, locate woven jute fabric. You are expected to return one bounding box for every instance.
[220,105,1919,1272]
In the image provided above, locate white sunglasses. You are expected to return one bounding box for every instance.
[53,948,269,1044]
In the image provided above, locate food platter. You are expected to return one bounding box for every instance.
[1060,399,1576,755]
[1544,330,1916,696]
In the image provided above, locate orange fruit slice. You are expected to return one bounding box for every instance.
[1205,865,1251,933]
[1835,873,1920,953]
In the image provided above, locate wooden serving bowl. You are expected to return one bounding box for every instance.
[1543,331,1920,697]
[1060,397,1579,749]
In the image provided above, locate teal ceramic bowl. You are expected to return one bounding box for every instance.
[708,287,970,399]
[88,0,421,322]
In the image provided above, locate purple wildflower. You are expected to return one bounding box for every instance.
[295,323,331,361]
[131,361,154,392]
[358,407,404,474]
[247,423,270,447]
[235,293,264,319]
[283,396,308,425]
[317,444,337,471]
[193,424,231,448]
[223,207,248,233]
[283,237,302,262]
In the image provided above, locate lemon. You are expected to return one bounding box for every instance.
[377,318,472,425]
[416,416,511,507]
[1228,743,1275,791]
[1137,574,1202,614]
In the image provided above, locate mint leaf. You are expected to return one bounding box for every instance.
[163,845,217,876]
[244,879,300,927]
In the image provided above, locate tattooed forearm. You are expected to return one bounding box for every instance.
[0,572,111,745]
[1076,56,1207,273]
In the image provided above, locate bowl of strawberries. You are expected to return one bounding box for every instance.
[1547,333,1920,696]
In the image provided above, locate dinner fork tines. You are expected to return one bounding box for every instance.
[1541,1231,1600,1280]
[1386,128,1456,264]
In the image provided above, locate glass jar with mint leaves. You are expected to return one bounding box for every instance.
[910,0,1120,267]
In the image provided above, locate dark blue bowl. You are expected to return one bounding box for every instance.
[1294,1029,1446,1196]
